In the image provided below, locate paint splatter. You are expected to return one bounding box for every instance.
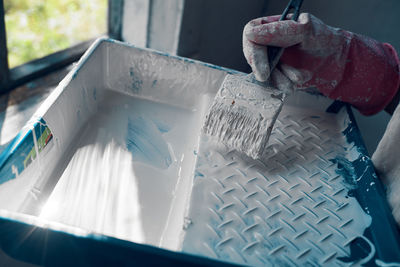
[152,120,171,133]
[129,67,143,94]
[126,116,172,169]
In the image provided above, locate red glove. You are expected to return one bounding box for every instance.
[243,13,400,115]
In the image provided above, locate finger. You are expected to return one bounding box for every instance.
[280,63,313,85]
[244,13,310,48]
[270,68,294,93]
[247,15,282,27]
[243,36,270,82]
[247,13,296,26]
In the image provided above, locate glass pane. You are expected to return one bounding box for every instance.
[4,0,107,68]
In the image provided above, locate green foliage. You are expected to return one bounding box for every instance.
[4,0,107,68]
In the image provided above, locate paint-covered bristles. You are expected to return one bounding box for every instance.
[203,74,284,159]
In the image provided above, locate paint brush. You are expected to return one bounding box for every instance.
[202,0,303,159]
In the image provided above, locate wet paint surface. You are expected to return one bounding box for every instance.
[182,105,375,266]
[41,90,202,247]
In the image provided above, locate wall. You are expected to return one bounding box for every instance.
[177,0,267,72]
[265,0,400,53]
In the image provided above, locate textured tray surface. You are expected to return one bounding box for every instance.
[182,105,372,266]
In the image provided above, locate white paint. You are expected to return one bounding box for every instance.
[376,259,400,267]
[203,74,284,159]
[11,165,19,177]
[0,39,229,246]
[160,94,212,250]
[183,101,372,266]
[41,127,145,243]
[40,90,202,247]
[103,40,228,110]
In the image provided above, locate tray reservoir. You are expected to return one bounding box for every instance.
[38,89,206,248]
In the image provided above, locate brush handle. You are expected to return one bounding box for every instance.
[267,0,304,71]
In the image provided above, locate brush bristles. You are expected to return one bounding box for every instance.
[203,74,284,159]
[203,101,277,159]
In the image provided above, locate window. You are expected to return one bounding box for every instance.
[5,0,108,68]
[0,0,123,93]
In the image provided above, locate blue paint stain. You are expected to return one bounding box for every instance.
[194,170,204,179]
[81,87,87,103]
[129,67,143,94]
[334,105,400,264]
[126,116,172,169]
[152,120,171,133]
[72,71,78,80]
[93,87,97,100]
[331,156,357,190]
[27,82,37,89]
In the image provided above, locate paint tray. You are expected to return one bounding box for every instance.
[0,38,398,266]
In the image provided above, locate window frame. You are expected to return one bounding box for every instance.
[0,0,124,93]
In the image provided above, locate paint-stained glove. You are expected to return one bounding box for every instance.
[243,13,400,115]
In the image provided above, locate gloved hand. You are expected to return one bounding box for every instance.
[243,13,400,115]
